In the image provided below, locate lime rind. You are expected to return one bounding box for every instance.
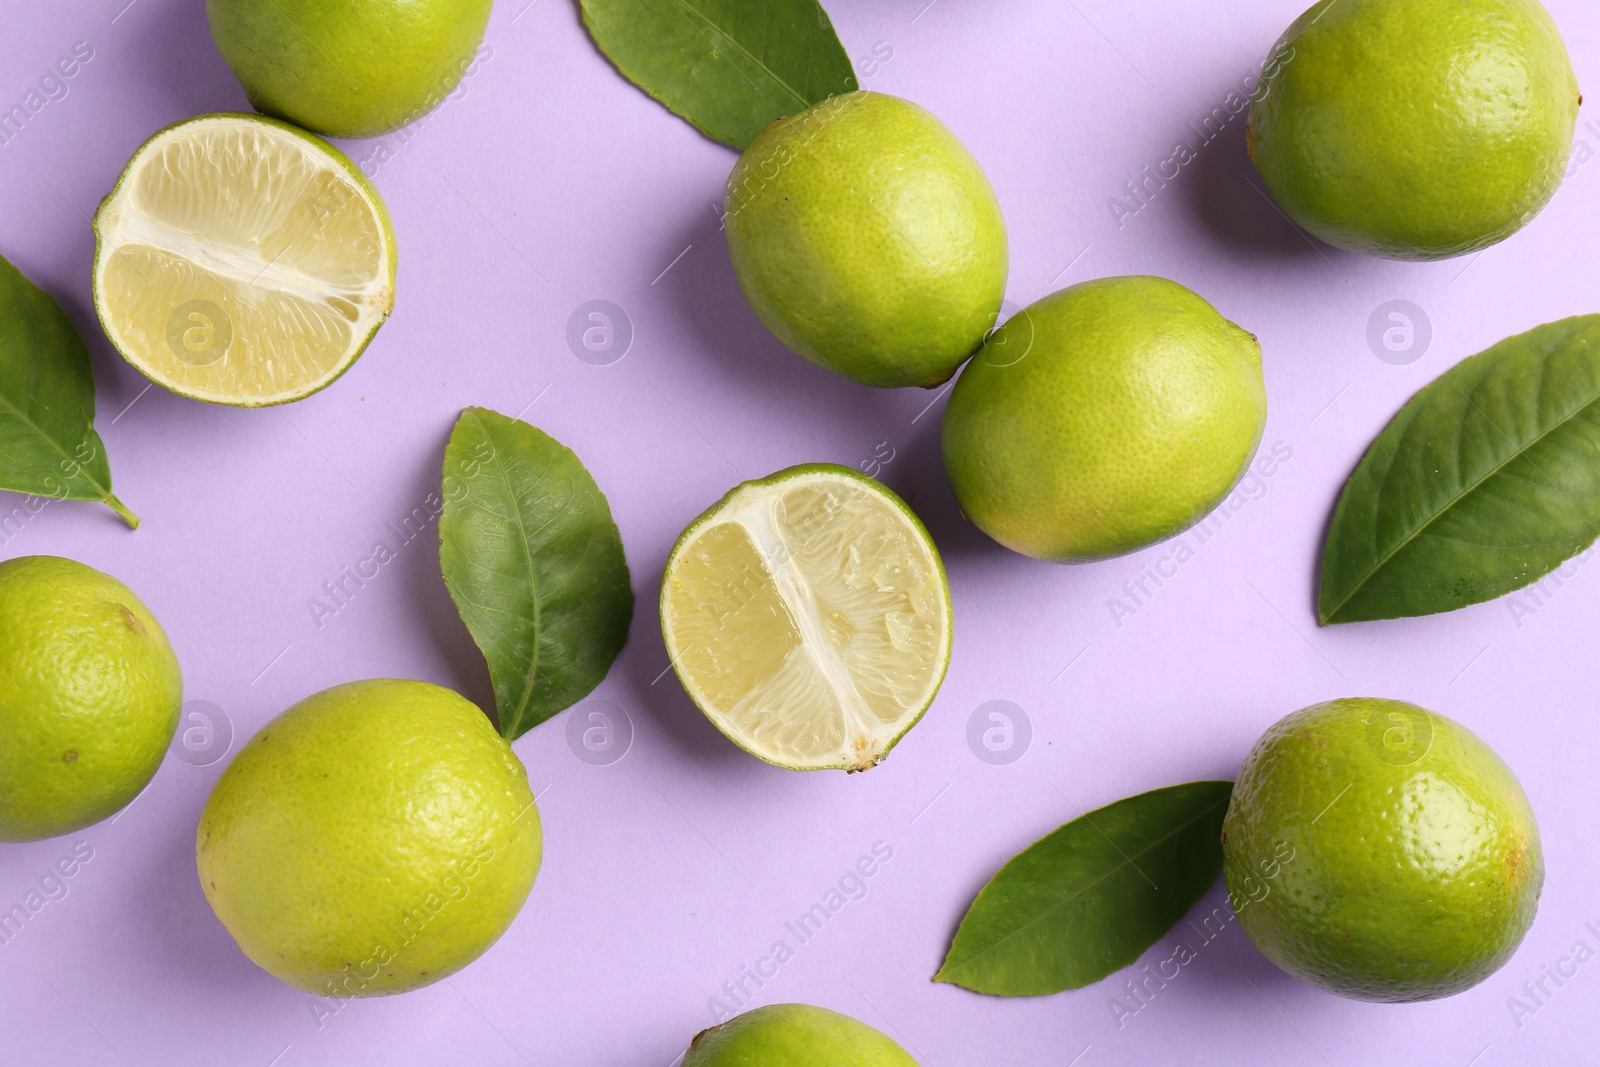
[661,464,952,772]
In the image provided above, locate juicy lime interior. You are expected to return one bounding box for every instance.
[663,468,950,770]
[93,115,394,406]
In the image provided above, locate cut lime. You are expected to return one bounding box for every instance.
[661,464,952,772]
[92,113,396,407]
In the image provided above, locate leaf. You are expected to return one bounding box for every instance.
[439,407,634,741]
[1320,315,1600,624]
[578,0,858,149]
[935,781,1233,996]
[0,253,136,527]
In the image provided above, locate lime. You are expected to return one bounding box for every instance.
[93,113,396,408]
[1249,0,1580,260]
[206,0,493,139]
[196,679,541,996]
[0,556,182,842]
[684,1004,919,1067]
[941,276,1266,562]
[725,91,1008,389]
[661,464,952,772]
[1223,698,1542,1002]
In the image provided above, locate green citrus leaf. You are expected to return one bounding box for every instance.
[578,0,858,149]
[1320,315,1600,624]
[936,781,1233,996]
[439,407,634,741]
[0,253,136,528]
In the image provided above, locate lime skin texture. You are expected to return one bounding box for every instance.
[725,91,1009,390]
[1223,698,1543,1002]
[683,1003,920,1067]
[941,275,1266,563]
[1249,0,1579,260]
[206,0,494,139]
[196,679,541,996]
[0,556,182,843]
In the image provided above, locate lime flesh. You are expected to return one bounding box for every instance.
[725,91,1008,389]
[661,464,952,771]
[93,113,396,408]
[0,556,182,842]
[1223,698,1542,1002]
[196,679,541,996]
[1249,0,1580,260]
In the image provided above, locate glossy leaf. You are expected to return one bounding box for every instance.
[578,0,858,149]
[0,253,136,527]
[936,781,1233,996]
[1321,315,1600,624]
[439,407,634,741]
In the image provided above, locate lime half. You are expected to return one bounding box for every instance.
[661,464,952,772]
[93,113,396,407]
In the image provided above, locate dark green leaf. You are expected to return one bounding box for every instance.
[578,0,858,149]
[936,781,1233,996]
[439,407,634,741]
[1321,315,1600,624]
[0,253,136,527]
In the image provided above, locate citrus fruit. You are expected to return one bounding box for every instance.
[684,1004,919,1067]
[1249,0,1580,260]
[93,113,396,408]
[196,679,541,996]
[725,91,1008,389]
[941,276,1266,563]
[660,464,952,772]
[1223,698,1542,1002]
[206,0,493,139]
[0,556,182,842]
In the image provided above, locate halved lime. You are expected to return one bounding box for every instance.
[661,464,953,772]
[92,113,396,407]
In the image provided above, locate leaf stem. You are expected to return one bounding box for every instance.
[105,494,140,530]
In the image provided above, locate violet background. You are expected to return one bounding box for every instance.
[3,0,1599,1063]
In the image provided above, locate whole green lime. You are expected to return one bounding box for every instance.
[206,0,493,139]
[1223,698,1542,1002]
[684,1004,919,1067]
[196,679,541,996]
[0,556,182,842]
[725,91,1008,389]
[1249,0,1579,260]
[941,276,1265,562]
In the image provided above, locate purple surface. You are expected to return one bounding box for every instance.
[3,0,1599,1063]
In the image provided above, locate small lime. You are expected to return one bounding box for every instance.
[684,1004,919,1067]
[725,91,1008,389]
[206,0,493,139]
[1223,698,1542,1002]
[1249,0,1580,259]
[941,276,1265,562]
[0,556,182,842]
[196,679,541,996]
